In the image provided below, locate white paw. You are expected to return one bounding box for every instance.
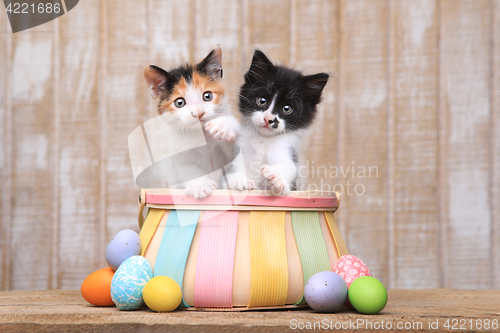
[205,119,236,142]
[261,165,291,195]
[228,179,256,191]
[185,180,217,199]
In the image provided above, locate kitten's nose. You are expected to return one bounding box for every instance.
[192,105,205,119]
[264,114,278,125]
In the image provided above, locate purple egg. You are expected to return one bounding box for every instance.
[106,229,141,271]
[304,271,348,313]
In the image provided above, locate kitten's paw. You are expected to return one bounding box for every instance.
[185,180,217,199]
[205,119,236,142]
[228,179,256,191]
[261,165,291,195]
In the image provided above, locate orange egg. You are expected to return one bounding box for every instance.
[81,267,115,306]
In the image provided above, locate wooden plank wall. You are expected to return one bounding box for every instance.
[58,0,101,289]
[392,0,439,288]
[493,0,500,289]
[9,19,55,291]
[440,0,492,289]
[0,4,8,291]
[0,0,499,291]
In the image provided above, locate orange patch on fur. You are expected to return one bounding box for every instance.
[157,72,225,114]
[158,77,189,113]
[192,72,225,104]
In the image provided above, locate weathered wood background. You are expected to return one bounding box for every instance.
[0,0,499,291]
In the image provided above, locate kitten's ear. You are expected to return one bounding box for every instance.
[246,49,274,81]
[198,45,223,80]
[302,73,329,101]
[144,65,171,102]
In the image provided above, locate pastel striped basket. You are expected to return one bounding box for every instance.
[137,189,347,310]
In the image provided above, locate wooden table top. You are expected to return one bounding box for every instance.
[0,289,499,332]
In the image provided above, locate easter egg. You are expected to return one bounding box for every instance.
[304,271,347,313]
[143,276,182,312]
[348,276,387,314]
[106,229,141,271]
[334,254,373,308]
[81,267,115,306]
[110,256,153,310]
[333,255,372,287]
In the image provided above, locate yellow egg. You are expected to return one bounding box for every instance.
[143,276,182,312]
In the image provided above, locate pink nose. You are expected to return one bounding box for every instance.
[264,113,278,125]
[192,105,205,119]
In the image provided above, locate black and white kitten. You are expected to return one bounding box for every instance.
[228,50,329,195]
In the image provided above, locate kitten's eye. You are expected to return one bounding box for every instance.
[174,98,186,108]
[256,97,267,106]
[203,91,213,102]
[282,105,293,115]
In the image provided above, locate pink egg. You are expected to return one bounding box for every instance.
[334,254,372,287]
[333,255,372,308]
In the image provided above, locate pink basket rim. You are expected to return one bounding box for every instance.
[142,189,338,209]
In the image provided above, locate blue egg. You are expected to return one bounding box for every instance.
[106,229,141,271]
[111,256,153,310]
[304,271,348,313]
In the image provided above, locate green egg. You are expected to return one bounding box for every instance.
[348,276,387,314]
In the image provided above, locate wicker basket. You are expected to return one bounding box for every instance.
[137,189,347,311]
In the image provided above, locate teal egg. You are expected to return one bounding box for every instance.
[348,276,387,314]
[110,256,153,310]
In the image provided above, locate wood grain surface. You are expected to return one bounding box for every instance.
[493,0,500,290]
[10,21,55,291]
[0,0,499,291]
[57,0,101,290]
[0,3,8,291]
[391,0,439,289]
[103,0,149,262]
[0,289,499,332]
[440,0,491,289]
[246,0,290,64]
[295,0,339,191]
[341,0,389,283]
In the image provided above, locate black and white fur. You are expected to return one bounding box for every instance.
[228,50,329,195]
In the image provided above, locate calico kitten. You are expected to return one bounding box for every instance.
[144,46,238,198]
[228,50,329,195]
